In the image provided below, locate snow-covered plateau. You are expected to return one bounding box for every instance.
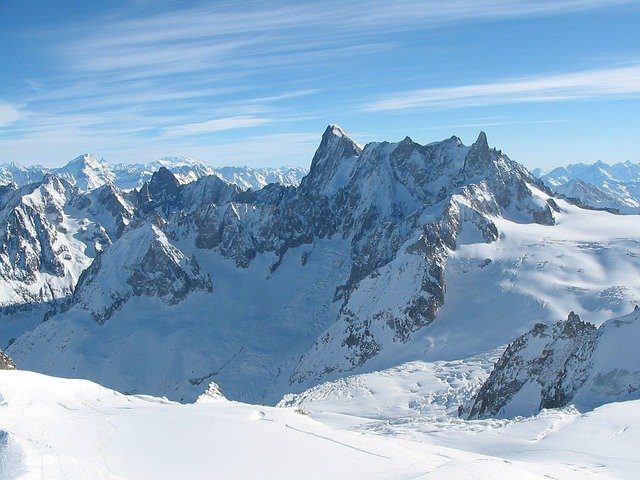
[1,126,640,478]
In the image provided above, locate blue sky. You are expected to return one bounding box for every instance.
[1,0,639,168]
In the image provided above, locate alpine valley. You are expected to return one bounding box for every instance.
[2,126,640,479]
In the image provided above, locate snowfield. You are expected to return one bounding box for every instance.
[1,370,639,479]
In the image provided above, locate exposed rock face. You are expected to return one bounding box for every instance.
[469,312,598,418]
[68,224,212,324]
[469,309,640,418]
[0,175,93,312]
[0,349,16,369]
[289,130,557,382]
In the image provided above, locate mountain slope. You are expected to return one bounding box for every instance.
[469,308,640,418]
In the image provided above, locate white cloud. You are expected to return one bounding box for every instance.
[0,102,25,127]
[163,116,272,137]
[364,65,640,111]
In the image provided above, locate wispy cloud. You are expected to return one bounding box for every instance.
[0,102,26,127]
[363,65,640,111]
[55,1,635,78]
[3,0,638,166]
[163,116,272,137]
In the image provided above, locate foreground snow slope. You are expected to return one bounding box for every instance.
[279,355,640,480]
[1,370,636,480]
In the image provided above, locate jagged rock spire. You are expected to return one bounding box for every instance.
[301,125,362,194]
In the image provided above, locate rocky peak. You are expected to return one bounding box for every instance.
[475,131,489,151]
[463,131,493,175]
[0,349,16,369]
[65,153,102,169]
[56,154,115,191]
[301,125,363,195]
[139,167,182,214]
[68,223,212,324]
[196,382,227,403]
[468,312,599,419]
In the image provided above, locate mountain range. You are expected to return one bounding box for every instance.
[533,161,640,213]
[0,155,307,192]
[1,125,639,408]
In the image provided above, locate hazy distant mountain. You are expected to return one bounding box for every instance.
[0,157,308,192]
[533,161,640,213]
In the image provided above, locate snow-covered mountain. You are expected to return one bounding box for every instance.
[0,156,307,192]
[0,162,48,187]
[214,165,309,191]
[0,176,95,314]
[55,154,116,191]
[3,126,640,406]
[469,308,640,419]
[533,161,640,213]
[110,156,217,190]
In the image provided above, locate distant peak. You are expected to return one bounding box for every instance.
[65,153,103,169]
[158,156,204,166]
[567,311,581,322]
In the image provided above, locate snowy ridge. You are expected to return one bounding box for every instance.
[214,165,309,191]
[0,162,47,187]
[67,223,212,324]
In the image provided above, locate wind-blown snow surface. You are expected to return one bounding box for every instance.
[1,370,638,479]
